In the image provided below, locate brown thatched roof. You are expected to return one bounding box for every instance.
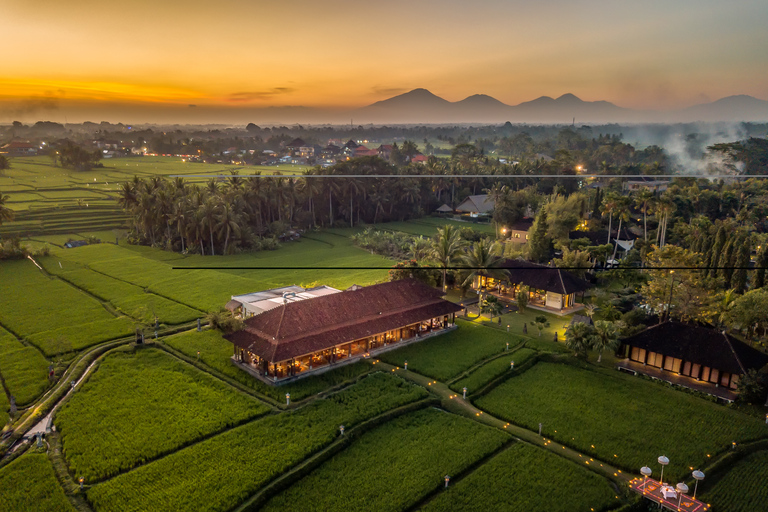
[621,322,768,375]
[501,259,591,295]
[225,279,462,362]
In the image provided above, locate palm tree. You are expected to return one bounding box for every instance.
[216,202,242,255]
[200,197,220,256]
[298,170,322,227]
[592,320,622,363]
[408,236,432,261]
[170,199,188,253]
[480,295,504,320]
[461,239,508,303]
[431,225,466,292]
[565,321,594,358]
[600,192,619,245]
[0,192,14,226]
[484,182,511,238]
[634,188,655,242]
[343,177,364,228]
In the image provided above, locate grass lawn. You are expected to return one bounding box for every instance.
[422,442,619,512]
[451,348,537,393]
[163,329,372,402]
[87,373,427,512]
[0,327,50,406]
[0,452,76,512]
[704,451,768,512]
[261,408,509,512]
[56,347,270,482]
[475,362,768,482]
[378,320,523,381]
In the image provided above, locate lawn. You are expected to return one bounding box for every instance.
[378,320,520,381]
[475,362,768,482]
[0,452,76,512]
[87,373,428,512]
[451,347,537,393]
[422,442,619,512]
[261,408,509,512]
[56,347,270,482]
[704,451,768,512]
[0,326,51,406]
[163,329,372,402]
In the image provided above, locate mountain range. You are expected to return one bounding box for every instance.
[349,89,768,124]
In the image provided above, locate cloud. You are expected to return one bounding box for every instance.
[226,88,296,102]
[371,86,408,97]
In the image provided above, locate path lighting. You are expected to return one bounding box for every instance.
[676,482,688,510]
[692,470,705,499]
[511,361,515,370]
[640,466,652,494]
[463,387,467,399]
[506,341,509,350]
[444,475,450,488]
[79,477,84,490]
[285,393,290,405]
[507,325,510,332]
[404,360,408,371]
[658,456,669,485]
[339,425,345,436]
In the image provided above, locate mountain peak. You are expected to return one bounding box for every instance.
[555,93,582,103]
[368,88,450,108]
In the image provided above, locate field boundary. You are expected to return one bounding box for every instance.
[234,397,440,512]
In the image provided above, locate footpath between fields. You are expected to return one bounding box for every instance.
[373,360,632,486]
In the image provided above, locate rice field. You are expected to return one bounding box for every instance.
[0,326,51,406]
[56,348,270,482]
[0,452,76,512]
[261,408,510,512]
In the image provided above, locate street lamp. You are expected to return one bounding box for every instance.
[658,455,669,485]
[692,470,705,499]
[640,466,652,493]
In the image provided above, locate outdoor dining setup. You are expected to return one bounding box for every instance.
[628,456,710,511]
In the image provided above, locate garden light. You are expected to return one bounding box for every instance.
[285,393,290,405]
[692,470,705,499]
[463,387,467,399]
[510,361,515,370]
[640,466,651,494]
[339,425,345,436]
[658,456,669,485]
[444,475,450,488]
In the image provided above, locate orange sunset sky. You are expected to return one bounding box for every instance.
[1,0,767,123]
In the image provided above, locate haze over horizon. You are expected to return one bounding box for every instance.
[2,0,768,124]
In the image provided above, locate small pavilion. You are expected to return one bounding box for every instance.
[475,259,591,314]
[224,279,463,384]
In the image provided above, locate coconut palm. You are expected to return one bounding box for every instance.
[600,192,619,245]
[431,225,466,292]
[565,321,594,358]
[592,320,622,363]
[461,239,508,302]
[200,197,220,256]
[610,196,631,263]
[216,202,242,255]
[480,294,504,320]
[634,188,655,242]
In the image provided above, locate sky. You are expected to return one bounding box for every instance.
[1,0,767,123]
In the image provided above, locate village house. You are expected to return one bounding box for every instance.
[0,141,38,156]
[505,218,534,243]
[618,322,768,401]
[224,279,463,384]
[455,194,494,216]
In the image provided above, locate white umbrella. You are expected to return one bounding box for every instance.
[658,456,669,485]
[692,470,705,499]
